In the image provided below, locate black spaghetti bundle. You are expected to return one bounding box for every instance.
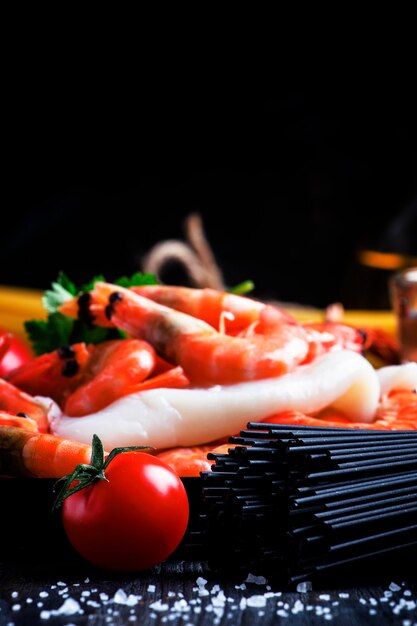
[200,423,417,584]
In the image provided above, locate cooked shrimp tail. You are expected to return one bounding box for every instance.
[0,426,92,478]
[0,378,50,433]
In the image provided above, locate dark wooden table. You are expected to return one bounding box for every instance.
[1,551,416,625]
[1,479,417,625]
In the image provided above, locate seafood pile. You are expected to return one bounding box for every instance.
[1,282,416,478]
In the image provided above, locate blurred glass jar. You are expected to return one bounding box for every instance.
[389,267,417,363]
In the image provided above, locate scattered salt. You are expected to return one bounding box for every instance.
[56,581,66,587]
[11,605,20,612]
[147,584,156,593]
[296,581,312,593]
[319,594,330,601]
[246,595,267,608]
[292,599,305,614]
[389,582,402,592]
[245,573,268,585]
[212,591,226,607]
[39,591,49,598]
[113,589,128,604]
[172,599,190,612]
[338,592,349,598]
[39,598,83,619]
[11,592,18,598]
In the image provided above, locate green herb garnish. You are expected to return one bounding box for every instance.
[25,271,158,355]
[228,280,255,295]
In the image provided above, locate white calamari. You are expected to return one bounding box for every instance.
[48,350,391,450]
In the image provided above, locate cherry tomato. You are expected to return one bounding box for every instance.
[0,329,33,377]
[61,451,189,571]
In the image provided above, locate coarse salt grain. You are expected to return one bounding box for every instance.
[245,573,268,585]
[292,599,305,614]
[246,595,267,608]
[296,581,312,593]
[40,598,83,620]
[389,582,402,592]
[173,599,190,612]
[113,589,128,604]
[147,585,156,593]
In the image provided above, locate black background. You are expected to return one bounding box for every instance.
[2,59,416,309]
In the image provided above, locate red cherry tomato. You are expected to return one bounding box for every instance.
[0,329,33,377]
[61,451,189,571]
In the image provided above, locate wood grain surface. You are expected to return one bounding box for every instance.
[0,554,416,625]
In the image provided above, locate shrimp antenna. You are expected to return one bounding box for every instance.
[141,213,226,290]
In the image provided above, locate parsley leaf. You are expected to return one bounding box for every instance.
[25,271,158,355]
[114,272,158,288]
[25,314,75,356]
[42,271,78,313]
[228,280,255,295]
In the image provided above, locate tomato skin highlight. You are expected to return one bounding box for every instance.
[61,452,189,572]
[0,329,33,377]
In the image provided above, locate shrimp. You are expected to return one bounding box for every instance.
[155,442,238,477]
[0,378,50,433]
[131,285,297,333]
[60,283,310,385]
[50,351,382,450]
[8,339,158,417]
[131,285,366,358]
[63,339,156,416]
[0,426,92,478]
[155,446,215,476]
[0,410,38,431]
[7,343,91,406]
